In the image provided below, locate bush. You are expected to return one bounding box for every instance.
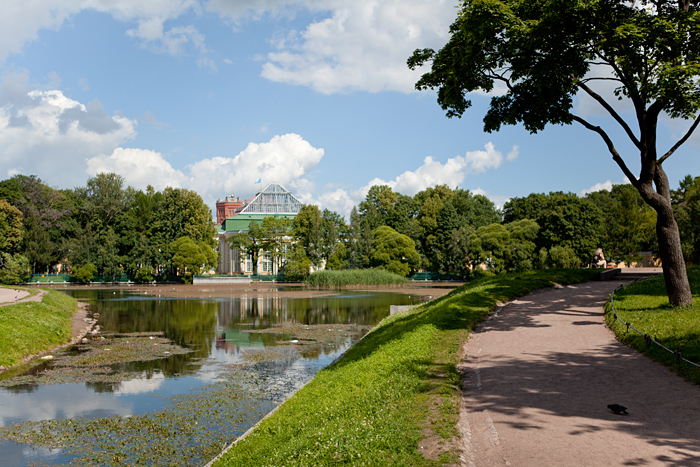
[73,263,97,283]
[134,266,154,283]
[0,253,30,284]
[548,246,581,268]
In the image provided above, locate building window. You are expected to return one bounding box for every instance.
[262,253,273,273]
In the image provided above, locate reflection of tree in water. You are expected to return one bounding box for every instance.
[216,293,418,328]
[85,299,217,376]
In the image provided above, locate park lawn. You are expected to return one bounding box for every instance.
[0,287,78,367]
[214,269,599,467]
[606,266,700,384]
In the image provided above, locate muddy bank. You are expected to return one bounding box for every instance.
[43,281,464,300]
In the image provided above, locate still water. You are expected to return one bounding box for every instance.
[0,289,423,466]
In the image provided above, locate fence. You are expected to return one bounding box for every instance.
[609,279,700,370]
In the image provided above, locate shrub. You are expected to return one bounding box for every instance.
[548,246,581,268]
[73,263,97,283]
[0,253,30,284]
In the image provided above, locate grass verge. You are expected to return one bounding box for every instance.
[606,266,700,384]
[0,287,78,367]
[214,269,598,467]
[305,269,409,288]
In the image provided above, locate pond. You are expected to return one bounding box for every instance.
[0,289,424,467]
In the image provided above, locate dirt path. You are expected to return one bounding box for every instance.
[459,280,700,467]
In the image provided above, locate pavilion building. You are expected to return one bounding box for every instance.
[215,183,303,275]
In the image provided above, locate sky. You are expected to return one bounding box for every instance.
[0,1,698,219]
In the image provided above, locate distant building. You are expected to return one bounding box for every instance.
[216,183,303,275]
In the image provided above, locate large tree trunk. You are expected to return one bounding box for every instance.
[637,163,693,307]
[655,204,693,307]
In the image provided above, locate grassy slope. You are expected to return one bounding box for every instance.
[606,266,700,384]
[215,269,598,467]
[0,288,78,367]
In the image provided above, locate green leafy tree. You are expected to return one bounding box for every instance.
[260,216,292,274]
[0,253,30,284]
[73,263,97,283]
[504,193,603,264]
[469,224,510,273]
[0,200,23,253]
[282,243,312,279]
[547,246,582,269]
[673,175,700,264]
[505,219,539,271]
[227,221,264,274]
[359,185,398,231]
[347,206,370,269]
[370,226,420,277]
[170,236,216,281]
[293,205,324,268]
[409,0,700,305]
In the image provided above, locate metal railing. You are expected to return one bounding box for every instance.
[609,279,700,370]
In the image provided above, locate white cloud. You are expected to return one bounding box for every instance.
[86,133,324,207]
[114,373,165,395]
[87,147,187,191]
[578,176,631,196]
[0,1,208,67]
[362,142,519,197]
[126,22,217,71]
[210,0,456,94]
[0,71,136,187]
[187,133,324,202]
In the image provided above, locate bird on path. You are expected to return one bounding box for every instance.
[608,404,628,415]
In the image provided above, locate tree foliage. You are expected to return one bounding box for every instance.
[370,226,420,277]
[409,0,700,305]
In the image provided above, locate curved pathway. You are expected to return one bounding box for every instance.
[459,280,700,467]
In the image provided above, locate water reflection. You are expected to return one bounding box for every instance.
[0,290,421,466]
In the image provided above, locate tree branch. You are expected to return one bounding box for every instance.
[659,112,700,164]
[572,115,639,186]
[575,80,642,149]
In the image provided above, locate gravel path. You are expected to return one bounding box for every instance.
[459,280,700,467]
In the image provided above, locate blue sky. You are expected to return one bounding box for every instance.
[0,1,698,218]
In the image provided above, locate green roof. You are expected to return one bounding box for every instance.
[221,213,296,233]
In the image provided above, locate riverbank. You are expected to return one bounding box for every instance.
[0,287,80,369]
[40,281,462,300]
[211,269,599,466]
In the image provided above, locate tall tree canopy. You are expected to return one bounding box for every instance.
[409,0,700,305]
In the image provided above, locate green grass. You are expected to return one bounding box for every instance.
[305,269,409,288]
[214,269,598,467]
[0,287,78,367]
[606,266,700,384]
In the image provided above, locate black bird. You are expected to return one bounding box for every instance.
[608,404,628,415]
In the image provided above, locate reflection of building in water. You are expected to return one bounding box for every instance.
[215,183,303,275]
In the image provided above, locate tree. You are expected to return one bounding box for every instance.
[227,221,264,274]
[170,236,216,281]
[0,200,23,253]
[505,219,539,271]
[259,216,292,274]
[588,185,657,263]
[73,263,97,283]
[359,185,398,231]
[504,193,604,264]
[673,175,700,264]
[409,0,700,305]
[370,226,420,277]
[293,205,324,267]
[469,224,510,273]
[0,253,29,284]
